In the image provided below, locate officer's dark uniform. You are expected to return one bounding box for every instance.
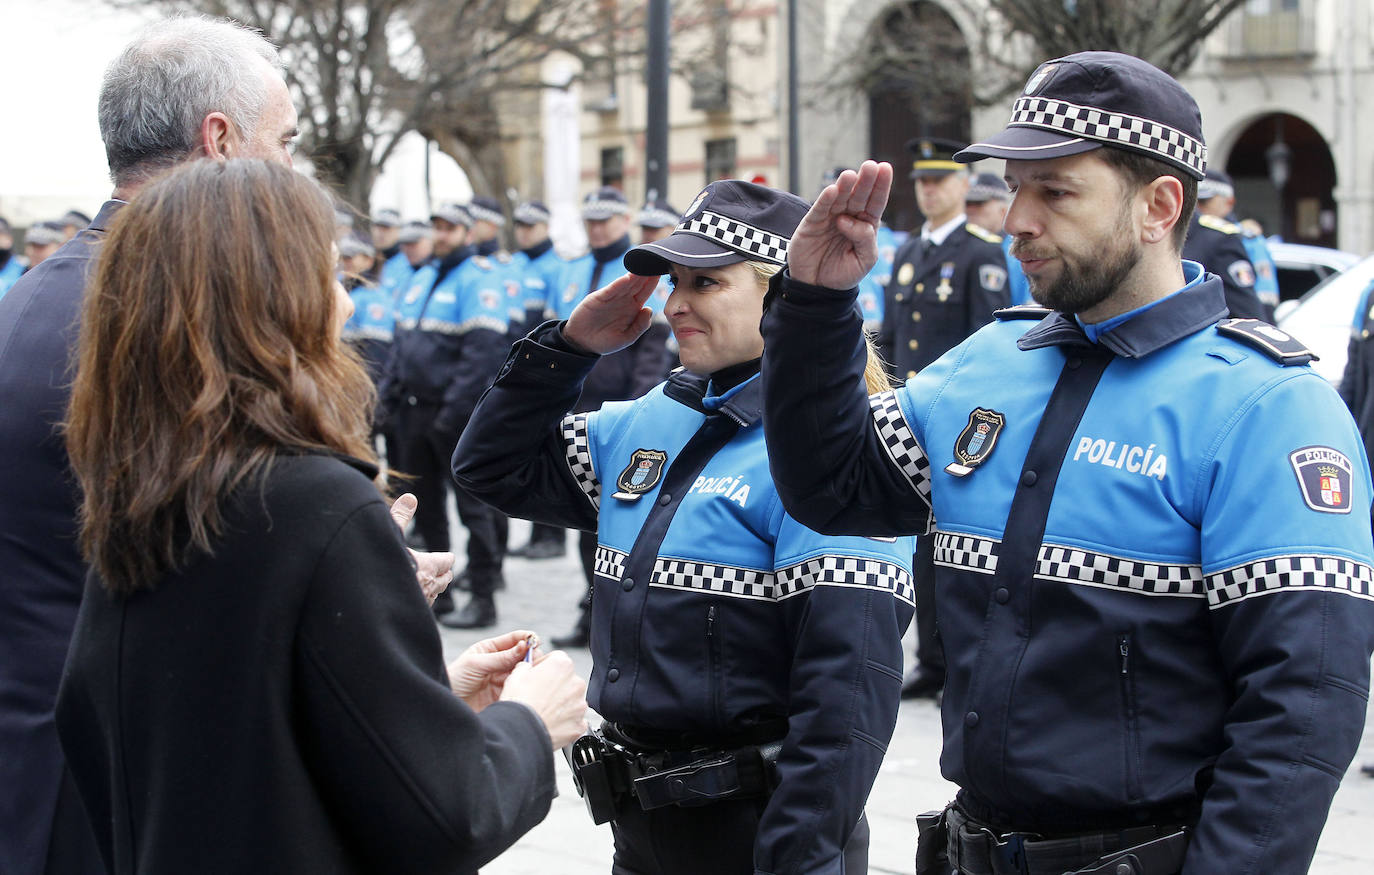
[761,52,1374,875]
[454,181,915,875]
[879,141,1010,382]
[1182,212,1267,321]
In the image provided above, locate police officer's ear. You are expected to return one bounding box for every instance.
[1138,174,1186,247]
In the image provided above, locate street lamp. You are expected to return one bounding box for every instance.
[1265,119,1292,192]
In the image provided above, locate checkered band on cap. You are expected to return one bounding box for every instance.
[1009,95,1207,178]
[638,205,681,228]
[467,202,505,226]
[582,198,631,218]
[678,210,790,265]
[513,203,551,225]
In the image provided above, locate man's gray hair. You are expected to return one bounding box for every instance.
[99,16,283,188]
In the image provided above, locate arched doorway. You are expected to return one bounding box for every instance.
[861,1,971,233]
[1224,113,1337,248]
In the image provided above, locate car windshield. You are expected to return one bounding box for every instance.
[1277,253,1374,386]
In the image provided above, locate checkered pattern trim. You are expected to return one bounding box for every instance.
[560,413,600,511]
[467,203,505,226]
[594,546,627,581]
[679,210,789,265]
[933,532,1000,576]
[650,559,775,600]
[582,198,630,219]
[1036,544,1204,597]
[1009,96,1206,178]
[638,206,680,228]
[868,392,933,505]
[1206,555,1374,608]
[775,555,915,605]
[419,316,506,336]
[513,203,551,225]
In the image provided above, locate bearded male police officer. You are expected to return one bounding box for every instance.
[761,51,1374,874]
[1183,169,1267,321]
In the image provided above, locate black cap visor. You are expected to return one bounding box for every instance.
[624,231,748,276]
[954,126,1103,164]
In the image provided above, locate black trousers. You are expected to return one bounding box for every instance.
[913,536,945,677]
[528,521,565,545]
[394,403,503,593]
[611,800,869,875]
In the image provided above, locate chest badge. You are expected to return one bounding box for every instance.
[897,262,915,287]
[936,262,955,301]
[1289,446,1353,514]
[946,408,1005,477]
[613,449,668,501]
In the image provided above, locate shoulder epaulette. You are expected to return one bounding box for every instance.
[995,304,1052,321]
[1198,214,1241,235]
[1216,318,1316,365]
[496,252,513,264]
[473,256,491,269]
[965,223,1004,244]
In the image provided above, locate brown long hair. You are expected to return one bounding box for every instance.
[66,159,378,594]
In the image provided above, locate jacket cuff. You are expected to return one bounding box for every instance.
[497,323,601,388]
[770,269,861,318]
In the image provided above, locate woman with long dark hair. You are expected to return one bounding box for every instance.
[57,159,587,874]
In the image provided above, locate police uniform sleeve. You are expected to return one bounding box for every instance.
[297,497,555,871]
[753,519,915,875]
[1185,372,1374,872]
[760,271,934,537]
[450,323,604,532]
[962,230,1011,335]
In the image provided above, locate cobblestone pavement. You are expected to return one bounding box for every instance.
[436,520,1374,875]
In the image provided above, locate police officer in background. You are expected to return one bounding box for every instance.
[381,202,508,627]
[548,187,674,647]
[762,51,1374,874]
[881,138,1010,701]
[339,235,390,384]
[508,199,573,561]
[367,207,402,283]
[1194,169,1279,316]
[59,210,92,241]
[24,221,67,271]
[636,196,680,243]
[0,217,22,301]
[1183,168,1268,321]
[965,171,1033,306]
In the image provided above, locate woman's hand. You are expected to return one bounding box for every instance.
[389,493,455,605]
[500,650,589,749]
[564,273,660,355]
[787,160,893,290]
[446,629,539,712]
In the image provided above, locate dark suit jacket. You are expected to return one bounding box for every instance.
[56,453,555,874]
[0,200,121,875]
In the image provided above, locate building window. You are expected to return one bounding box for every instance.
[705,138,737,183]
[600,147,624,189]
[1221,0,1312,58]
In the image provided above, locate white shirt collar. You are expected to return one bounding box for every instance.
[921,212,967,247]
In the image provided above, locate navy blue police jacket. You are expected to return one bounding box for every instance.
[1183,213,1269,321]
[378,247,508,434]
[452,323,916,875]
[760,262,1374,873]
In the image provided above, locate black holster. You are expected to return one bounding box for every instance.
[916,808,952,875]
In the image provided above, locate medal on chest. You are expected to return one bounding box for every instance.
[946,408,1005,477]
[613,449,668,501]
[936,262,955,301]
[897,262,915,287]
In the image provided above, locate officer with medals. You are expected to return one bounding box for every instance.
[379,202,509,627]
[452,180,915,874]
[761,51,1374,874]
[966,171,1033,306]
[546,187,674,648]
[882,139,1011,701]
[1183,169,1267,321]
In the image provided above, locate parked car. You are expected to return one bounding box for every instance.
[1275,253,1374,386]
[1267,240,1361,303]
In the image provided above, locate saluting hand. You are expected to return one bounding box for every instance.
[787,160,893,290]
[563,273,660,356]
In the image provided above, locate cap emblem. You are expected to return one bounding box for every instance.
[1024,64,1058,96]
[684,190,710,220]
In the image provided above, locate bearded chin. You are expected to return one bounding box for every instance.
[1031,239,1141,315]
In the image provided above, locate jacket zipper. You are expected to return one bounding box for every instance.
[707,605,723,727]
[1118,633,1143,801]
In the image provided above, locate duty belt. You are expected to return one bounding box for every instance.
[941,806,1189,875]
[565,722,783,825]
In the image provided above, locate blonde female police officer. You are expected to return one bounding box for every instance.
[453,180,915,875]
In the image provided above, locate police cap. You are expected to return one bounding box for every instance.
[513,200,551,226]
[371,208,401,228]
[906,137,968,179]
[25,221,67,246]
[581,187,631,221]
[623,179,809,276]
[955,51,1206,180]
[61,210,92,231]
[468,196,505,227]
[1197,168,1235,201]
[637,199,681,229]
[431,202,472,228]
[397,220,434,244]
[966,172,1011,204]
[333,207,355,228]
[338,234,375,259]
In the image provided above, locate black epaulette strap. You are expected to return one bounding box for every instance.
[995,304,1052,321]
[1216,318,1317,365]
